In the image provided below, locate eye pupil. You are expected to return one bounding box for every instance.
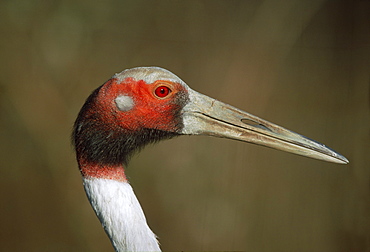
[155,86,171,98]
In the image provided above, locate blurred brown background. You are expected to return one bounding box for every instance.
[0,0,369,251]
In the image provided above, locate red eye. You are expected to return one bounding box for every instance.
[154,85,172,98]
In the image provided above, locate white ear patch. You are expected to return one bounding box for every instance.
[115,95,134,111]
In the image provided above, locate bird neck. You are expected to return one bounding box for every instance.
[83,177,161,252]
[78,158,128,182]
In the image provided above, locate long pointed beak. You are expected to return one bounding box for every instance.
[181,90,349,164]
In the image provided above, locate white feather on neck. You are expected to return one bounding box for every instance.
[83,177,161,252]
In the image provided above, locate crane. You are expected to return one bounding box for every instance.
[72,66,348,252]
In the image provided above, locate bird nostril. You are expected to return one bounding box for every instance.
[241,119,272,131]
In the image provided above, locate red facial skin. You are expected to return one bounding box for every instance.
[97,77,184,132]
[76,77,188,182]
